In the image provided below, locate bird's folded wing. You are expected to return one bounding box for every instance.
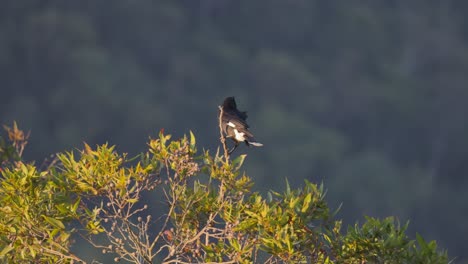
[222,111,250,128]
[228,121,254,138]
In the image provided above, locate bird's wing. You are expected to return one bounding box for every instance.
[237,110,248,121]
[222,112,254,138]
[223,111,249,128]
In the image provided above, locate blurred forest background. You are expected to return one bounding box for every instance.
[1,0,467,262]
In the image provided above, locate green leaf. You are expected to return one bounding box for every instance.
[127,198,138,204]
[332,202,342,217]
[230,238,240,251]
[42,215,65,229]
[0,244,14,258]
[72,197,81,213]
[267,191,273,202]
[289,197,300,209]
[232,154,246,171]
[416,233,428,251]
[28,245,36,258]
[60,232,71,243]
[285,179,291,195]
[189,130,196,150]
[323,233,332,244]
[301,193,312,213]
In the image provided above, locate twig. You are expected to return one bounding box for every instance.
[218,105,229,163]
[217,105,228,220]
[42,244,86,263]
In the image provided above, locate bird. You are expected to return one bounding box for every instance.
[221,97,263,154]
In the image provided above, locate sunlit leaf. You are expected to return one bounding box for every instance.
[232,154,246,171]
[127,198,138,204]
[42,215,65,229]
[0,244,14,258]
[83,142,93,155]
[189,130,196,151]
[301,193,312,213]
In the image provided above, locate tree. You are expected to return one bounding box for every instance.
[0,122,448,263]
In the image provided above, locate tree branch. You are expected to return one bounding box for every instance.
[218,105,229,163]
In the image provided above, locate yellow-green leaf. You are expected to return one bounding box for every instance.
[189,131,196,150]
[83,142,93,155]
[127,198,138,204]
[0,244,14,258]
[42,216,65,229]
[232,154,246,171]
[301,193,312,213]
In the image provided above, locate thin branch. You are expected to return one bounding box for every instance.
[218,105,229,163]
[163,258,237,264]
[42,245,86,263]
[217,105,228,231]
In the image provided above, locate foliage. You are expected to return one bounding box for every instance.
[332,217,447,264]
[0,124,448,263]
[0,123,81,263]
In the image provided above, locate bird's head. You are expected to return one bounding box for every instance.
[222,96,237,110]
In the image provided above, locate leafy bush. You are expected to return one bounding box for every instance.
[0,123,448,263]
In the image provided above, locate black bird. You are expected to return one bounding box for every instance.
[221,97,263,154]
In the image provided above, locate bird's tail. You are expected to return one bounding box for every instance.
[247,140,263,147]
